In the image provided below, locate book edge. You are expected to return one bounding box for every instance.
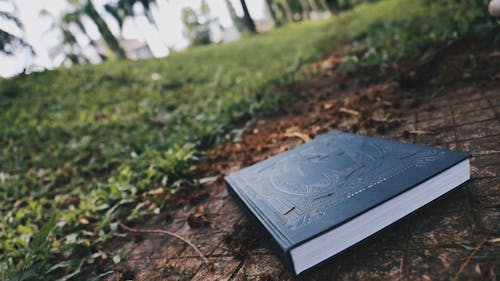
[224,177,296,273]
[290,158,471,275]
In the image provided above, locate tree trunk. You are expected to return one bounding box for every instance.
[225,0,245,32]
[299,0,310,20]
[326,0,340,12]
[264,0,277,25]
[240,0,256,32]
[279,0,294,22]
[342,0,352,10]
[308,0,319,13]
[84,0,126,59]
[317,0,329,11]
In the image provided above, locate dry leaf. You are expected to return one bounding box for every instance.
[284,131,311,143]
[409,130,437,135]
[323,102,333,110]
[284,126,311,142]
[339,107,360,116]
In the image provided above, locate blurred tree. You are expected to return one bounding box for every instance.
[181,0,213,46]
[225,0,245,32]
[264,0,278,25]
[111,0,160,29]
[341,0,353,9]
[239,0,256,32]
[316,0,330,11]
[105,0,169,50]
[0,1,32,55]
[104,0,134,31]
[66,0,127,59]
[62,11,106,60]
[83,0,127,59]
[308,0,319,13]
[41,9,91,64]
[325,0,340,12]
[279,0,294,22]
[299,0,310,19]
[137,0,159,27]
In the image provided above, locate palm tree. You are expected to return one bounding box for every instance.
[137,0,159,27]
[104,1,132,31]
[239,0,256,32]
[107,0,160,28]
[83,0,127,59]
[40,9,90,64]
[62,11,105,59]
[66,0,127,59]
[105,0,169,51]
[0,1,32,55]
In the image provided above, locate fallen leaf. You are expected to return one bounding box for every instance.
[198,176,218,185]
[284,131,311,143]
[339,107,360,116]
[409,130,437,135]
[488,51,500,58]
[187,212,211,228]
[488,237,500,243]
[323,102,333,110]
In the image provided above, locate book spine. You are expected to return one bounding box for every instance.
[224,179,296,274]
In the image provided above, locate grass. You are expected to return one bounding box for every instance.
[0,0,495,279]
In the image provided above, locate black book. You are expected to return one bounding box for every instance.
[225,130,470,275]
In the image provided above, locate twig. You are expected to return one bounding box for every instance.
[453,235,489,281]
[118,221,209,265]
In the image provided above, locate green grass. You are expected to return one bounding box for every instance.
[0,0,494,279]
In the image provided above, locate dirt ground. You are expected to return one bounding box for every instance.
[103,36,500,280]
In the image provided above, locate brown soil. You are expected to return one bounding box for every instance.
[102,35,499,280]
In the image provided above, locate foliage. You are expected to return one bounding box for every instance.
[0,0,494,279]
[335,0,497,66]
[1,218,56,281]
[40,9,98,65]
[63,0,126,60]
[239,0,257,32]
[225,0,246,32]
[105,0,162,39]
[181,0,214,46]
[0,2,32,55]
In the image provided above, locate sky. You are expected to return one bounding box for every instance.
[0,0,267,77]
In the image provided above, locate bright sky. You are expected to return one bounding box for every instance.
[0,0,266,77]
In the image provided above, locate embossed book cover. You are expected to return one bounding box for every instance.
[225,130,470,275]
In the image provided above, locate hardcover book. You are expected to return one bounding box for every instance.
[225,130,470,275]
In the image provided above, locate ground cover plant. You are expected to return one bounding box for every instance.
[0,0,495,279]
